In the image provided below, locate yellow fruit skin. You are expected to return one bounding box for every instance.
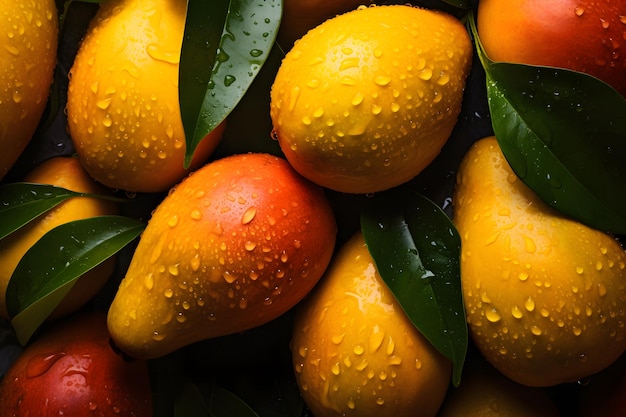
[0,157,119,320]
[270,5,472,194]
[291,232,451,417]
[454,136,626,387]
[0,0,58,180]
[107,153,337,359]
[66,0,224,193]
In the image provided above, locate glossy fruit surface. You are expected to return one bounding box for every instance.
[0,311,153,416]
[0,0,58,180]
[66,0,224,193]
[437,354,562,416]
[477,0,626,97]
[291,232,451,417]
[453,136,626,387]
[0,157,118,321]
[107,153,337,359]
[270,4,472,194]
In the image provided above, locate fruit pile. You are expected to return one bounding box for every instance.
[0,0,624,416]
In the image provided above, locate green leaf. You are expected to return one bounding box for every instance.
[180,0,283,167]
[361,188,466,386]
[205,383,259,417]
[7,215,145,345]
[0,182,131,240]
[174,380,259,417]
[469,12,626,234]
[174,382,212,417]
[0,183,84,240]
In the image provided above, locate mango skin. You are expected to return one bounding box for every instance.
[291,232,451,417]
[0,311,153,416]
[107,153,337,359]
[0,0,58,180]
[477,0,626,97]
[453,136,626,387]
[270,5,473,194]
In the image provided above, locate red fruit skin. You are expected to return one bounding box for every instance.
[477,0,626,97]
[0,312,152,416]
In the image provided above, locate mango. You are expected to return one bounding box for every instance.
[0,0,58,180]
[66,0,223,193]
[291,232,451,417]
[107,153,337,359]
[453,136,626,387]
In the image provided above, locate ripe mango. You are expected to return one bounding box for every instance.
[0,0,58,180]
[291,232,451,417]
[453,136,626,387]
[67,0,223,193]
[107,153,337,359]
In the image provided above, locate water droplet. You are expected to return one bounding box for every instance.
[168,215,179,227]
[96,98,112,110]
[242,207,257,224]
[152,332,166,341]
[144,273,154,290]
[436,73,450,85]
[417,67,433,80]
[339,57,360,71]
[168,264,179,276]
[163,288,174,298]
[224,74,236,86]
[374,75,391,86]
[347,399,356,410]
[223,271,236,284]
[511,305,523,319]
[368,328,384,352]
[26,353,66,378]
[524,296,535,312]
[190,254,201,272]
[486,308,502,323]
[575,6,585,16]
